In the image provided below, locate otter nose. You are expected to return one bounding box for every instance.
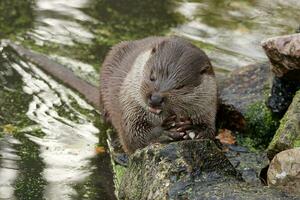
[149,94,164,107]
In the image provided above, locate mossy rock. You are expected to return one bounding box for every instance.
[267,90,300,159]
[241,101,280,150]
[218,63,280,150]
[219,62,271,114]
[117,140,298,200]
[118,140,239,200]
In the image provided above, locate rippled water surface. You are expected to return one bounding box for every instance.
[0,45,115,199]
[0,0,300,199]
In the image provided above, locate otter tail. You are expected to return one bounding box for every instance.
[4,40,100,110]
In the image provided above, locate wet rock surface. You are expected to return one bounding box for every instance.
[118,139,238,200]
[267,76,300,116]
[225,150,269,184]
[267,90,300,160]
[117,140,298,200]
[268,148,300,195]
[218,63,279,148]
[218,62,271,114]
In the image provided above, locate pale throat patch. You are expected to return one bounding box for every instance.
[131,49,152,79]
[121,49,152,106]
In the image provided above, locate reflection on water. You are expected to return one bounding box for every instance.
[29,0,95,45]
[0,44,115,199]
[175,0,300,69]
[13,61,98,199]
[12,0,299,71]
[0,136,20,199]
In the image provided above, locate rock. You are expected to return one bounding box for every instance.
[219,63,280,148]
[218,62,271,114]
[189,180,298,200]
[268,148,300,195]
[267,76,300,116]
[267,90,300,160]
[225,150,269,185]
[117,140,298,200]
[261,33,300,79]
[261,34,300,115]
[118,139,239,199]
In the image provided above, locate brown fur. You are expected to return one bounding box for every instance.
[100,36,217,154]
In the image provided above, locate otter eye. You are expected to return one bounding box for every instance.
[150,71,156,81]
[175,84,185,90]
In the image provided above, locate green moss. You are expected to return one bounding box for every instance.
[242,101,280,149]
[0,0,34,39]
[293,138,300,147]
[114,164,127,188]
[267,90,300,157]
[236,136,260,152]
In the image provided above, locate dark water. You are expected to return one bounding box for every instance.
[0,0,299,199]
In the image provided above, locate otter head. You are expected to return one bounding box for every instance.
[140,37,215,117]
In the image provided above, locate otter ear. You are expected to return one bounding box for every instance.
[151,40,167,54]
[200,64,214,75]
[151,46,157,54]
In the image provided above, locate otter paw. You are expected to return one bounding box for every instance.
[175,118,192,131]
[161,115,177,130]
[182,130,197,140]
[156,132,175,143]
[166,130,186,140]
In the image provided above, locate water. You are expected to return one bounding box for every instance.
[0,0,299,199]
[0,44,115,199]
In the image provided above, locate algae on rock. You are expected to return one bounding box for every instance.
[242,101,280,149]
[267,90,300,159]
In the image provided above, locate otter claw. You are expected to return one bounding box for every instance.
[188,131,196,139]
[166,131,186,140]
[162,115,177,129]
[157,134,174,143]
[183,135,189,140]
[177,120,192,126]
[162,115,176,123]
[176,125,193,132]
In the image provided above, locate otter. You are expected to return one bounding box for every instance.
[100,36,217,153]
[4,37,218,154]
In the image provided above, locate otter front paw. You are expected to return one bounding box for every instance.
[161,115,193,140]
[183,126,216,140]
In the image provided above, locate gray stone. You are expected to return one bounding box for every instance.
[268,148,300,195]
[218,62,271,114]
[225,150,269,185]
